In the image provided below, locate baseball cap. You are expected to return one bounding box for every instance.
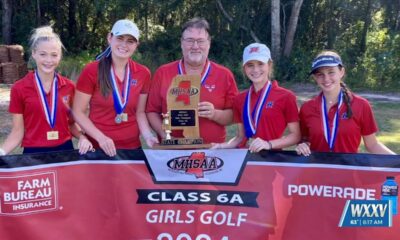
[243,43,272,66]
[310,55,343,74]
[111,19,140,41]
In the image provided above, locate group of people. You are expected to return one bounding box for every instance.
[0,17,395,157]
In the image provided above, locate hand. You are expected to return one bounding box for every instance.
[295,142,311,156]
[77,135,94,155]
[0,148,6,156]
[97,135,116,157]
[144,134,159,148]
[210,143,222,149]
[198,101,215,120]
[248,138,272,153]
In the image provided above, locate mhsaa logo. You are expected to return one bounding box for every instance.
[167,152,223,178]
[170,87,199,97]
[339,200,392,227]
[0,172,59,216]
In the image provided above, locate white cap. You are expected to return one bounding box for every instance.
[111,19,140,41]
[242,43,271,65]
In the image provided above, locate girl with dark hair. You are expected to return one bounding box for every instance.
[296,50,395,155]
[73,19,158,157]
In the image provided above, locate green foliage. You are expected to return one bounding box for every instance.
[360,102,400,153]
[58,51,94,81]
[3,0,400,91]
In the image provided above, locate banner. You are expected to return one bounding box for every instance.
[0,149,399,240]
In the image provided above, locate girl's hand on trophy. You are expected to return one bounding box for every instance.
[198,101,215,119]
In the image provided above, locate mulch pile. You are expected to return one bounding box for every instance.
[0,45,28,84]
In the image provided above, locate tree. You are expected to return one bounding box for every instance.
[1,0,12,44]
[271,0,281,59]
[36,0,41,25]
[359,0,373,55]
[216,0,260,42]
[282,0,303,57]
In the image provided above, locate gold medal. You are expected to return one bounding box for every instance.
[47,131,59,140]
[121,113,128,122]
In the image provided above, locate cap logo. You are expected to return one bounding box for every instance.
[310,55,343,74]
[312,56,338,68]
[249,47,259,53]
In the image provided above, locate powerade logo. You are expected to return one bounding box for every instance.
[339,200,392,227]
[167,152,223,178]
[0,172,59,216]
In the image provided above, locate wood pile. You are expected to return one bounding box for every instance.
[0,45,28,84]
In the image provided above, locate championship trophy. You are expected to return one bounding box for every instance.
[155,75,211,149]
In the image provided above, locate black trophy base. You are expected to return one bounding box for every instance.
[154,138,211,149]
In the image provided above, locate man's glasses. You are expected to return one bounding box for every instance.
[182,38,209,47]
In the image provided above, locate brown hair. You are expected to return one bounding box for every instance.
[315,50,353,118]
[98,54,113,97]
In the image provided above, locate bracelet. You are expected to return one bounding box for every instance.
[267,141,273,150]
[78,131,86,138]
[0,148,6,156]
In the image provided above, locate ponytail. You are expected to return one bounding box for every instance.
[98,55,113,97]
[340,81,353,118]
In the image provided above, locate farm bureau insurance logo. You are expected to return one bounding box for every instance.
[167,152,223,178]
[0,172,58,216]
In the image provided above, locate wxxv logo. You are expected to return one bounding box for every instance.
[167,152,223,178]
[0,172,59,216]
[339,200,392,227]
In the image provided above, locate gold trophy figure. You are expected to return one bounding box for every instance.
[162,112,172,140]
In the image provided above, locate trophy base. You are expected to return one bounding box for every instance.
[153,138,212,149]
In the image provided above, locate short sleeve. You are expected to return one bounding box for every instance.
[9,84,24,114]
[145,68,163,113]
[283,92,299,123]
[223,71,239,109]
[299,104,310,141]
[359,99,378,136]
[76,62,98,95]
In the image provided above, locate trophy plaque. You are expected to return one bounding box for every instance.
[155,74,211,149]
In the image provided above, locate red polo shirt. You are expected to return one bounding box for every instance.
[9,71,75,147]
[76,59,151,149]
[233,80,299,144]
[299,92,378,153]
[146,60,239,143]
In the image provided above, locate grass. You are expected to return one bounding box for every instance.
[360,102,400,153]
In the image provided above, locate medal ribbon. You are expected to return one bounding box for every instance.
[321,91,343,151]
[34,71,58,129]
[243,81,272,138]
[178,59,211,86]
[110,64,131,115]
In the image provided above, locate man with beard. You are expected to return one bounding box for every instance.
[146,17,238,144]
